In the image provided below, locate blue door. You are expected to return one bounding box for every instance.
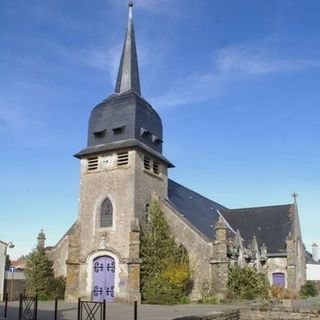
[272,273,285,287]
[92,256,115,302]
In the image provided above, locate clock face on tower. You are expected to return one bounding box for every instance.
[101,154,116,170]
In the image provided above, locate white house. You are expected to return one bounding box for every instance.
[306,243,320,281]
[0,241,7,301]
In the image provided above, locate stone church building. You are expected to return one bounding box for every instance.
[45,4,306,302]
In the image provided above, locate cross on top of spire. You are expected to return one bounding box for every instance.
[114,2,141,96]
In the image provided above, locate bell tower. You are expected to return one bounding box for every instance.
[65,3,173,302]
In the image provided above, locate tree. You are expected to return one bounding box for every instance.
[140,199,190,304]
[24,247,65,300]
[5,255,11,270]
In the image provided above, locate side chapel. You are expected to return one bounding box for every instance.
[45,4,306,302]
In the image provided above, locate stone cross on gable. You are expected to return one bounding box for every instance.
[292,192,298,205]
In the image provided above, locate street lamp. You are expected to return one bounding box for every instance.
[4,242,15,301]
[7,242,14,249]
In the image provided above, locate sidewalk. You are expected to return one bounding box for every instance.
[0,300,243,320]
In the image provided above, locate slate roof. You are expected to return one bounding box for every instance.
[82,6,166,157]
[306,250,320,265]
[168,179,228,240]
[221,205,294,254]
[115,4,141,96]
[75,138,174,168]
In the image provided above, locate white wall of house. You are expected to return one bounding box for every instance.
[0,241,7,301]
[306,264,320,280]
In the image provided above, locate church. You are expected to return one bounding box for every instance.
[45,4,306,302]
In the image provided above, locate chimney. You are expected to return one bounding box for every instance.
[312,243,318,262]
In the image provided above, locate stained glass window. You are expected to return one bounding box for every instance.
[101,198,113,227]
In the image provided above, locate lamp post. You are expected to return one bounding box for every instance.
[4,242,15,301]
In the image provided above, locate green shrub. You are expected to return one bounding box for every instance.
[140,199,191,304]
[227,267,269,299]
[300,281,318,298]
[25,247,65,300]
[198,278,220,304]
[241,290,256,300]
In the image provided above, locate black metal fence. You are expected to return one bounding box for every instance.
[1,294,139,320]
[18,294,38,320]
[78,299,106,320]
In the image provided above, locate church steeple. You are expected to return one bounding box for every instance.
[115,3,141,96]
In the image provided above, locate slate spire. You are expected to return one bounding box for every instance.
[115,2,141,96]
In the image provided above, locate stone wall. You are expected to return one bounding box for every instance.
[264,257,288,287]
[46,227,70,277]
[240,309,320,320]
[159,197,213,300]
[173,310,240,320]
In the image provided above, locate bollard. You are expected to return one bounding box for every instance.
[77,298,81,320]
[54,298,58,320]
[134,301,137,320]
[102,300,106,320]
[34,296,38,320]
[18,294,23,320]
[4,292,8,319]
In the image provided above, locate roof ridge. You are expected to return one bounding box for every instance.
[168,179,228,209]
[224,203,293,212]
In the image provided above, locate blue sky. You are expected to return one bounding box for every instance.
[1,0,320,259]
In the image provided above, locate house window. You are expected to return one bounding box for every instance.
[144,156,151,170]
[113,126,125,135]
[117,151,129,166]
[153,161,159,174]
[87,157,99,171]
[101,198,113,228]
[272,273,285,287]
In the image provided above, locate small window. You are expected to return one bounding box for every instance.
[144,156,151,170]
[117,151,129,166]
[87,157,99,171]
[101,197,113,228]
[152,135,163,144]
[153,161,159,174]
[113,126,125,135]
[93,129,106,139]
[145,204,150,224]
[141,127,151,137]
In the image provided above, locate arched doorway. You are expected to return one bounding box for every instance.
[92,256,115,302]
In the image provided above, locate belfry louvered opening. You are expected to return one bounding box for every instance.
[153,161,159,174]
[144,156,151,170]
[87,157,99,171]
[117,151,129,166]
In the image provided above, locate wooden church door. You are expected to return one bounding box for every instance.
[272,272,285,287]
[92,256,115,302]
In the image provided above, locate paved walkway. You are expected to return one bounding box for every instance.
[0,300,245,320]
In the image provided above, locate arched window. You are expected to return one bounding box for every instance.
[101,198,113,228]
